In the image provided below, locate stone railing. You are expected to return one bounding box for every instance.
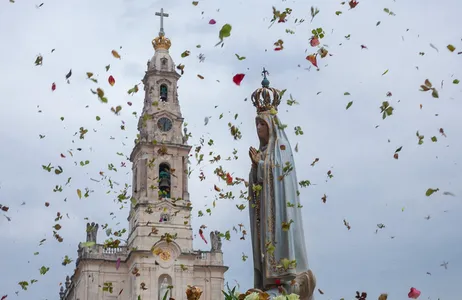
[193,251,224,266]
[77,243,129,262]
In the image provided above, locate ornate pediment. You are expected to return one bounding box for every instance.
[155,78,173,86]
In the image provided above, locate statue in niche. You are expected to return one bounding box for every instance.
[210,230,222,252]
[247,69,316,299]
[159,277,170,300]
[86,222,99,243]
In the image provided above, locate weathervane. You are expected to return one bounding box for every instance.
[155,8,169,37]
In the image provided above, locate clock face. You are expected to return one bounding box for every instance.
[157,117,172,132]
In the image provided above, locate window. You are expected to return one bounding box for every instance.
[161,58,168,70]
[160,84,168,102]
[158,163,171,199]
[159,213,170,223]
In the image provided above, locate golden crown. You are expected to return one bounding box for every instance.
[152,35,171,51]
[251,68,281,113]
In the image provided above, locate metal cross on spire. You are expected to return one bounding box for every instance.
[155,8,169,36]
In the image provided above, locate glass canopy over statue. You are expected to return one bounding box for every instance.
[247,68,316,300]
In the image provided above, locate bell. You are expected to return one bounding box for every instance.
[159,178,170,188]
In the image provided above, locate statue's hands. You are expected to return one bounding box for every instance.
[249,147,261,166]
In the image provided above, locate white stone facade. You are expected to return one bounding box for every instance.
[61,29,228,300]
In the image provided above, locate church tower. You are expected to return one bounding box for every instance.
[60,9,228,300]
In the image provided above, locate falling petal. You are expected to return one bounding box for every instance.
[408,287,421,299]
[116,258,121,270]
[108,75,115,86]
[232,74,245,86]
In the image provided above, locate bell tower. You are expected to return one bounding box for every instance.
[59,9,227,300]
[127,9,193,253]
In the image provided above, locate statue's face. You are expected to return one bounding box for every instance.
[256,118,269,142]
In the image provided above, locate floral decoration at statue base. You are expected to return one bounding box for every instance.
[222,284,305,300]
[185,285,203,300]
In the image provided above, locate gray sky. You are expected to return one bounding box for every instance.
[1,0,461,299]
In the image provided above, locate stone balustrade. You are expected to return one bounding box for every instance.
[193,251,223,266]
[77,243,129,262]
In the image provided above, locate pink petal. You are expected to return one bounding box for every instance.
[209,19,216,25]
[310,37,320,47]
[116,258,121,270]
[408,287,421,299]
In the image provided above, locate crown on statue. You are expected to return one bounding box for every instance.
[251,68,281,113]
[152,35,172,51]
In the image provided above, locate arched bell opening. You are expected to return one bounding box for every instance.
[158,163,171,199]
[160,84,168,102]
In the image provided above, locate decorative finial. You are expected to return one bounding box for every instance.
[261,68,270,87]
[152,8,172,51]
[251,68,281,113]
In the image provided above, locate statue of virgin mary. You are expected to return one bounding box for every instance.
[248,69,316,299]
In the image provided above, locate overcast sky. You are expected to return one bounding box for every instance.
[1,0,461,299]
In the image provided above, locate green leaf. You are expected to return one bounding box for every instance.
[181,50,190,58]
[425,188,439,197]
[335,11,342,15]
[453,79,459,84]
[216,24,232,45]
[39,266,50,275]
[235,54,246,60]
[376,21,381,26]
[344,92,350,95]
[77,189,82,199]
[431,88,439,98]
[447,44,456,52]
[346,101,353,110]
[19,281,29,290]
[96,116,101,121]
[431,136,437,142]
[395,146,403,153]
[382,69,389,76]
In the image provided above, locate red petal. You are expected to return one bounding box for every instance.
[51,82,56,91]
[209,19,216,25]
[1,295,7,300]
[232,73,245,86]
[306,54,318,68]
[274,47,283,51]
[108,75,115,86]
[127,102,132,106]
[226,173,233,185]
